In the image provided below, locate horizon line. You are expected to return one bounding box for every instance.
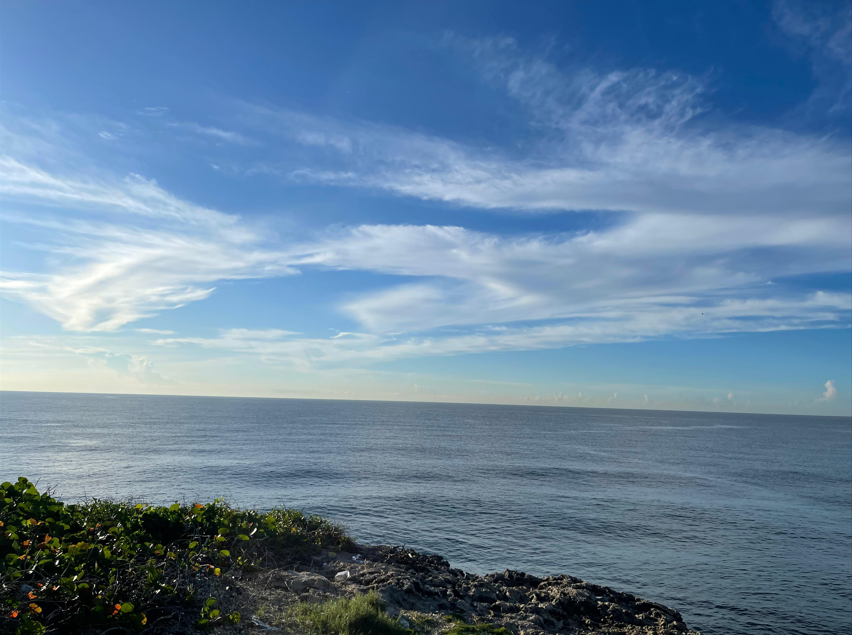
[2,388,848,419]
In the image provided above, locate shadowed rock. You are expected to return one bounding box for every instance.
[259,544,702,635]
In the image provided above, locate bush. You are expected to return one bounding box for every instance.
[0,477,352,634]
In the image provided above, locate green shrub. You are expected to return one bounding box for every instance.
[0,477,352,634]
[288,591,411,635]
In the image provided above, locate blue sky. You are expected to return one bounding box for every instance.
[1,0,850,415]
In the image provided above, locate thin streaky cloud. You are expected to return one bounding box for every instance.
[153,293,850,369]
[0,155,255,238]
[0,149,296,331]
[773,0,851,65]
[168,122,256,145]
[772,0,852,114]
[238,41,850,217]
[292,222,850,334]
[138,106,169,117]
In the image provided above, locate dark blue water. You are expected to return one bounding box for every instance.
[1,392,849,635]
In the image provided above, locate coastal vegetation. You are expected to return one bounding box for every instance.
[0,477,351,634]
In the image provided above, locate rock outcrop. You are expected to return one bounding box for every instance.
[242,544,701,635]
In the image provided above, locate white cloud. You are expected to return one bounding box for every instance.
[728,392,734,400]
[135,328,176,335]
[242,38,850,218]
[0,336,173,386]
[0,153,296,331]
[152,290,850,369]
[81,349,174,385]
[818,379,838,401]
[773,0,852,113]
[773,0,851,66]
[292,223,850,334]
[169,122,255,145]
[0,156,254,235]
[138,106,169,117]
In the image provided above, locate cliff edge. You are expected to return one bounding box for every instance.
[238,544,700,635]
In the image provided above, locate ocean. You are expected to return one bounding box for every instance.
[0,391,849,635]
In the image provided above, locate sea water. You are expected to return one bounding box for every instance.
[1,391,849,635]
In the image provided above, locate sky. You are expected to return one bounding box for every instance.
[0,0,850,415]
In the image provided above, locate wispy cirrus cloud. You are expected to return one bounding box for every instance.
[167,122,255,145]
[0,156,253,234]
[138,106,170,117]
[773,0,852,114]
[290,221,850,334]
[773,0,852,64]
[0,150,294,331]
[154,291,850,368]
[239,36,850,218]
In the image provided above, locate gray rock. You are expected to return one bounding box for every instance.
[271,571,334,593]
[274,543,704,635]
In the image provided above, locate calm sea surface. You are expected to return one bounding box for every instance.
[1,392,850,635]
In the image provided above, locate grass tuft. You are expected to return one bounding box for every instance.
[288,591,411,635]
[443,616,512,635]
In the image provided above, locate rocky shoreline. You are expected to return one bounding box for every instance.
[237,543,701,635]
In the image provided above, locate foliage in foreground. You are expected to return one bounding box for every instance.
[288,591,411,635]
[0,477,352,634]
